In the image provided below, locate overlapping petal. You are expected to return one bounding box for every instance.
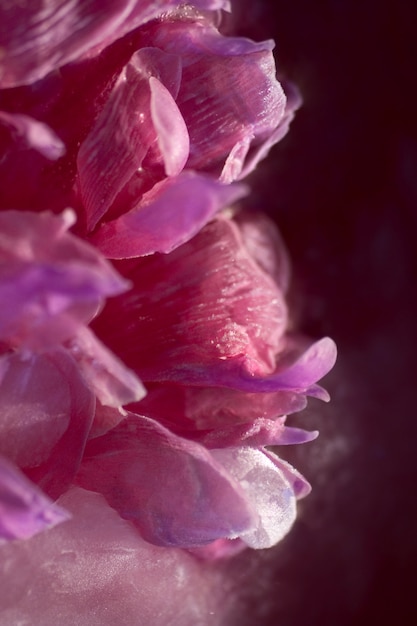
[139,16,286,181]
[90,172,247,258]
[0,209,128,350]
[94,214,335,405]
[76,413,256,547]
[77,47,187,230]
[0,0,230,88]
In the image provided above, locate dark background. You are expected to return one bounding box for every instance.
[219,2,417,625]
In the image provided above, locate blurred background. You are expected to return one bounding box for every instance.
[218,2,417,624]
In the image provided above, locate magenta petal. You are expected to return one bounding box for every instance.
[94,216,288,377]
[0,456,70,543]
[66,326,146,408]
[76,413,256,547]
[0,111,65,160]
[211,448,297,549]
[91,173,247,258]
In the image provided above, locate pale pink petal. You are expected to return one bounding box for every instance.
[0,487,227,624]
[211,447,297,549]
[90,172,247,258]
[149,76,189,177]
[76,413,256,547]
[0,456,70,543]
[263,450,312,499]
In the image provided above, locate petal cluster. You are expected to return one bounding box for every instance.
[0,0,336,572]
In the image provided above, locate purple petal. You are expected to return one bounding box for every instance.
[66,326,146,409]
[90,172,247,258]
[211,448,297,549]
[76,413,256,547]
[0,456,70,543]
[0,210,129,350]
[0,111,65,160]
[238,81,302,180]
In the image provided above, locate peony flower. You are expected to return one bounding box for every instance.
[0,0,337,622]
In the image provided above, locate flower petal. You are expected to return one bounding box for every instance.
[90,172,247,258]
[93,216,288,379]
[0,0,137,87]
[140,18,286,179]
[0,456,70,543]
[149,76,189,177]
[76,413,256,547]
[211,448,297,549]
[0,487,226,624]
[0,210,129,350]
[0,111,65,160]
[66,326,146,409]
[77,47,183,230]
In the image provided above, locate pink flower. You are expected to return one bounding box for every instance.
[0,1,337,621]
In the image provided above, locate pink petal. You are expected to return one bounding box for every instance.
[211,448,297,549]
[90,172,247,258]
[77,48,183,230]
[140,18,286,179]
[76,413,256,547]
[133,383,308,432]
[0,456,70,543]
[93,216,288,379]
[0,0,137,87]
